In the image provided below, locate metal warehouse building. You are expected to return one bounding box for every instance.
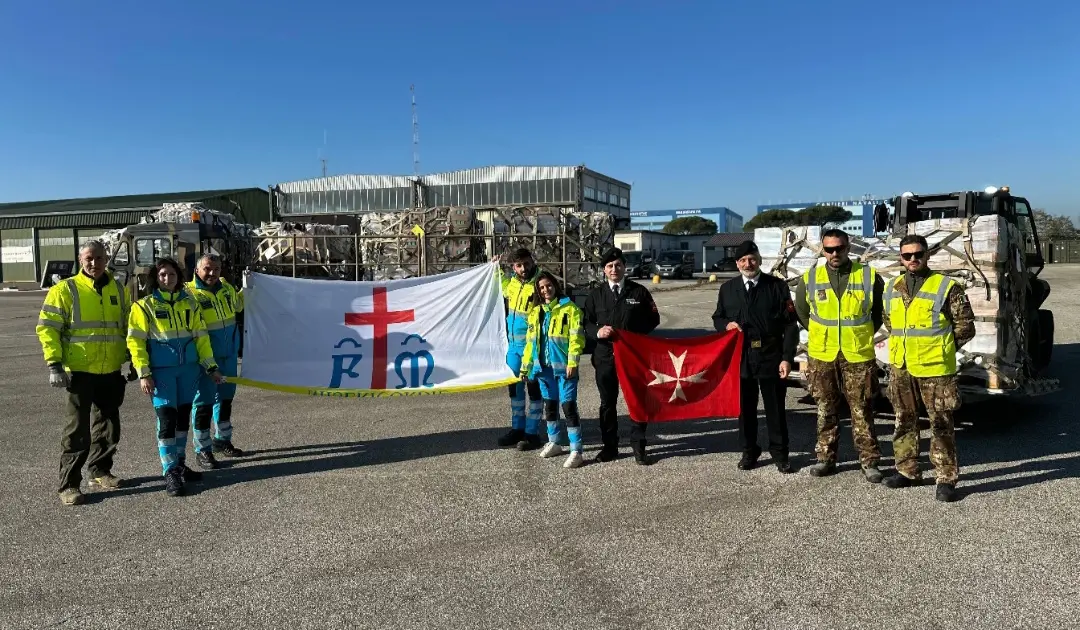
[629,207,744,233]
[271,165,632,227]
[0,188,270,287]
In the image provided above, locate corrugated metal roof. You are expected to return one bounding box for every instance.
[0,188,267,217]
[276,165,584,193]
[706,233,754,247]
[0,210,149,230]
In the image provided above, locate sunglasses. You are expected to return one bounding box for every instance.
[901,250,927,261]
[823,246,846,254]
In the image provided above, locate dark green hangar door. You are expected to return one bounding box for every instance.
[0,228,36,283]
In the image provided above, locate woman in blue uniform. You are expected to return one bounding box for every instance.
[127,258,223,496]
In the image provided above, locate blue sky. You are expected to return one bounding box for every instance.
[1,0,1078,219]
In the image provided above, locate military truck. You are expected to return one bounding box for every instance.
[755,185,1059,404]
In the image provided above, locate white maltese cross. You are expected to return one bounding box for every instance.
[647,351,709,402]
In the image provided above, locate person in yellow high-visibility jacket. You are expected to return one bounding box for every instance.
[793,229,886,482]
[186,254,246,468]
[881,234,976,503]
[492,248,545,451]
[36,240,134,506]
[127,258,223,498]
[519,271,587,469]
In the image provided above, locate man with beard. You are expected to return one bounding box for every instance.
[711,241,799,473]
[583,247,661,465]
[881,234,975,502]
[793,229,886,482]
[494,248,545,450]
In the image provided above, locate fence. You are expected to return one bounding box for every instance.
[1047,239,1080,264]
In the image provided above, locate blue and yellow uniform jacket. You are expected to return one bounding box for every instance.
[126,288,218,379]
[501,267,541,346]
[185,278,244,358]
[520,297,585,379]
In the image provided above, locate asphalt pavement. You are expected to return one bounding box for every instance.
[2,267,1079,629]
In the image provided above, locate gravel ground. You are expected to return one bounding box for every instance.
[1,266,1079,629]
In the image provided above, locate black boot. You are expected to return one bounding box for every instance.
[632,439,650,466]
[211,400,245,457]
[883,473,915,489]
[935,483,958,502]
[516,433,545,451]
[164,466,184,497]
[498,428,525,447]
[738,448,762,471]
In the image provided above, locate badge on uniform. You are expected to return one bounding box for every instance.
[110,296,118,305]
[751,340,762,348]
[816,290,827,301]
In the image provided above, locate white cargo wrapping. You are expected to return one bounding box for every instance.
[756,215,1033,389]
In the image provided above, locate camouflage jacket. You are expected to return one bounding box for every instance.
[883,271,976,348]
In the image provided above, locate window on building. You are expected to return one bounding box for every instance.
[584,186,596,200]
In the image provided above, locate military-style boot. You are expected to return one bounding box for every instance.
[632,439,650,466]
[498,429,525,447]
[808,461,837,477]
[935,483,958,502]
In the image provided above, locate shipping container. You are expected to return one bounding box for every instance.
[1049,239,1080,264]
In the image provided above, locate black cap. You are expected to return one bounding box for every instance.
[600,247,625,267]
[734,241,758,260]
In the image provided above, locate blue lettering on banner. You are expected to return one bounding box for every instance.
[329,337,364,388]
[394,333,435,389]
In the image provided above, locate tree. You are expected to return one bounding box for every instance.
[797,205,852,229]
[1033,209,1079,240]
[662,216,718,235]
[742,209,800,232]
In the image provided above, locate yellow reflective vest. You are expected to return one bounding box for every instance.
[501,267,540,346]
[185,278,244,357]
[886,273,958,377]
[126,289,218,379]
[520,297,585,378]
[803,262,878,362]
[36,271,131,374]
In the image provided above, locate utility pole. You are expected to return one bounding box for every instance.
[411,84,420,177]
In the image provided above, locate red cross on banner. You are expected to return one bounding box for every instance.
[344,286,415,389]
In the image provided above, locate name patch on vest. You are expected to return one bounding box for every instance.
[199,299,214,310]
[154,310,170,320]
[626,298,640,305]
[110,296,118,305]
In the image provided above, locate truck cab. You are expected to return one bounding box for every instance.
[107,218,251,300]
[882,186,1054,375]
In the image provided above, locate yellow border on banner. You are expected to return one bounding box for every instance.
[225,376,520,398]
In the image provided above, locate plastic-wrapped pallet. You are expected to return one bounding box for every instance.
[252,221,354,277]
[756,214,1031,390]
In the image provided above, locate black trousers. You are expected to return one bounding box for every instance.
[739,376,789,461]
[60,371,126,492]
[594,357,647,449]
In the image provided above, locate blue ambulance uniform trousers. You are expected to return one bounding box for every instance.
[152,363,202,475]
[506,345,542,435]
[191,354,238,452]
[536,365,582,453]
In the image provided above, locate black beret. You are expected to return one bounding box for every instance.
[734,241,759,260]
[600,247,625,266]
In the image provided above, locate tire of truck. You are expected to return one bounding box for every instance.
[1037,309,1054,369]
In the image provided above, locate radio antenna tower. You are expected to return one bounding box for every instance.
[411,84,420,176]
[318,129,328,177]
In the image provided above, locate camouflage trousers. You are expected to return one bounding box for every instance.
[887,366,960,485]
[806,355,881,468]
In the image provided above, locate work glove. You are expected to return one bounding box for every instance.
[48,364,69,388]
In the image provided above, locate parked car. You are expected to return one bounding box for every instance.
[654,250,695,279]
[623,251,654,278]
[709,257,738,272]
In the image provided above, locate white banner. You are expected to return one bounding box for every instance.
[233,263,516,397]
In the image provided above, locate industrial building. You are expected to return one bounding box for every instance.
[754,197,889,237]
[629,207,743,233]
[272,165,632,227]
[0,188,270,287]
[614,230,753,274]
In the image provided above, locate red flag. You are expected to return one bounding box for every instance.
[612,330,743,422]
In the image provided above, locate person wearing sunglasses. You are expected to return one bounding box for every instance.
[880,235,976,502]
[794,229,886,482]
